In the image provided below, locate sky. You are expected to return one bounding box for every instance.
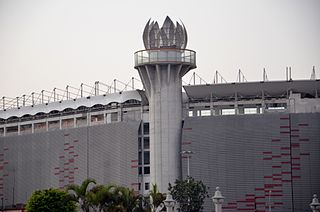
[0,0,320,98]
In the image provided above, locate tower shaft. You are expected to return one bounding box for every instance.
[137,64,190,192]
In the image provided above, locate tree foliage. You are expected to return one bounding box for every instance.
[168,176,209,212]
[66,179,142,212]
[66,178,96,212]
[26,188,77,212]
[148,184,165,211]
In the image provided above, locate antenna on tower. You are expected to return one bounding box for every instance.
[237,69,247,83]
[286,66,292,81]
[213,71,227,84]
[311,66,316,80]
[263,68,268,81]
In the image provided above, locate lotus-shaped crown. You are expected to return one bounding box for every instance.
[143,16,188,49]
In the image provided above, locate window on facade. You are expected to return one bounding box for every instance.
[20,124,32,134]
[138,124,142,136]
[201,110,211,116]
[188,111,193,117]
[138,167,142,175]
[145,183,150,190]
[138,137,142,150]
[143,137,150,149]
[111,112,118,122]
[222,109,235,115]
[91,114,104,123]
[143,123,149,135]
[138,152,142,165]
[144,151,150,165]
[62,119,74,129]
[48,120,59,131]
[244,108,257,114]
[6,126,18,134]
[144,166,150,175]
[76,117,87,127]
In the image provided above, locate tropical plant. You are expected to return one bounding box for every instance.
[87,184,115,212]
[149,184,165,209]
[26,188,77,212]
[66,178,96,212]
[168,176,209,212]
[110,186,140,211]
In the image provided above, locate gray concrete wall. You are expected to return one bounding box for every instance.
[0,121,139,207]
[181,113,320,212]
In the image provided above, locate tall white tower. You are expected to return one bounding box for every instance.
[134,16,196,192]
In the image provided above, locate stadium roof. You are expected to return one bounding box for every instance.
[183,80,320,100]
[0,90,143,119]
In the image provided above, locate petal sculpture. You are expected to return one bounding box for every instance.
[142,16,188,49]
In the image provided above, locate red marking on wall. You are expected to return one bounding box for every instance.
[298,123,308,126]
[280,126,289,128]
[281,153,290,156]
[182,141,192,145]
[280,147,290,150]
[263,152,272,154]
[73,140,79,142]
[280,117,289,120]
[183,128,192,130]
[291,129,299,132]
[291,135,299,138]
[131,165,138,168]
[299,138,309,142]
[271,139,280,142]
[291,143,300,148]
[300,153,310,156]
[281,161,290,164]
[64,134,69,136]
[131,159,139,162]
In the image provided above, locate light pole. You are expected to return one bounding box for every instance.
[310,194,320,212]
[164,193,176,212]
[212,187,224,212]
[180,150,193,177]
[268,190,272,212]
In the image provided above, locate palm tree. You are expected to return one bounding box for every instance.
[66,178,96,212]
[149,184,165,210]
[110,186,140,212]
[87,184,116,212]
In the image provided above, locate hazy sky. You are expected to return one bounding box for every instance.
[1,0,320,98]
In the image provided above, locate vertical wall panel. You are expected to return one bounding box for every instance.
[0,120,139,207]
[182,113,320,212]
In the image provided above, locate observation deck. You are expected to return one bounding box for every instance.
[134,48,196,68]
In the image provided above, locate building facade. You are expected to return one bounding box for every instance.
[0,17,320,211]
